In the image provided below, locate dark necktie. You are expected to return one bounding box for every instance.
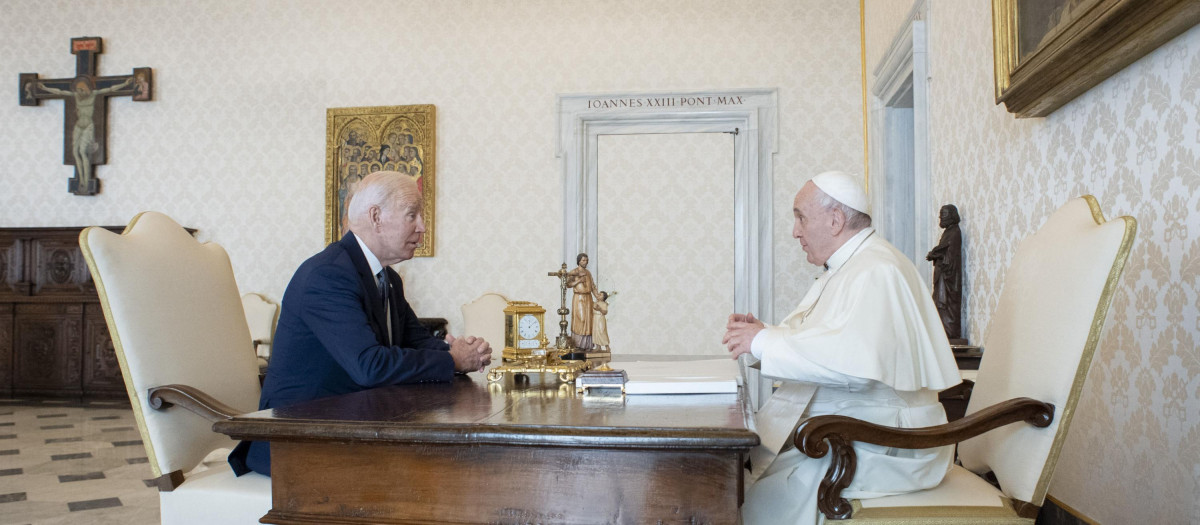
[376,270,388,309]
[376,270,392,345]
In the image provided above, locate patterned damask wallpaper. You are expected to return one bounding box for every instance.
[863,0,921,78]
[8,1,1194,517]
[868,1,1199,522]
[0,1,861,347]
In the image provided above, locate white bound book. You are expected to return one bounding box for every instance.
[618,359,741,395]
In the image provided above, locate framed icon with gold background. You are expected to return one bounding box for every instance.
[324,104,435,256]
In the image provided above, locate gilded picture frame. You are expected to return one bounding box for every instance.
[325,105,436,256]
[993,0,1200,118]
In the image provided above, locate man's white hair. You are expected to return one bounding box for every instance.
[815,188,872,230]
[347,171,418,228]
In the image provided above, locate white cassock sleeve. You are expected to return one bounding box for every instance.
[751,258,959,392]
[750,333,873,389]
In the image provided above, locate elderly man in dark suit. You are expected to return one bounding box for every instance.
[230,171,491,476]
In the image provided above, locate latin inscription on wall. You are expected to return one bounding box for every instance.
[586,95,748,109]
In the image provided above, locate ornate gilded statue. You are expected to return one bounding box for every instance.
[566,253,599,350]
[926,204,964,343]
[591,291,611,352]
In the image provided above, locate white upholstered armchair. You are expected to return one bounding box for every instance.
[796,196,1136,522]
[80,212,271,524]
[461,292,509,361]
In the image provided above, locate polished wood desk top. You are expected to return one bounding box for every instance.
[216,359,757,524]
[215,373,758,450]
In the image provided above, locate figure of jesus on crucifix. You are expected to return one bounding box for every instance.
[36,76,132,193]
[19,37,153,195]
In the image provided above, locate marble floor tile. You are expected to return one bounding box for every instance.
[0,400,159,525]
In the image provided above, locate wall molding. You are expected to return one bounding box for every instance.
[869,2,933,279]
[555,89,779,318]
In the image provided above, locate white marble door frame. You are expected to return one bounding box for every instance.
[870,3,933,280]
[556,88,779,318]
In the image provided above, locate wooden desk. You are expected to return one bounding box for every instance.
[214,373,758,524]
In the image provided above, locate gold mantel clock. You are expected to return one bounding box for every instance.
[503,301,548,360]
[489,299,591,384]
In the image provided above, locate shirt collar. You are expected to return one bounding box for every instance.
[823,227,875,272]
[353,233,386,280]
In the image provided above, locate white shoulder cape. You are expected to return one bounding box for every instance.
[756,232,960,392]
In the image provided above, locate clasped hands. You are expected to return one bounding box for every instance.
[723,312,764,360]
[446,334,492,373]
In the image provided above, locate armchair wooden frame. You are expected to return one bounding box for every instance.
[796,398,1054,520]
[142,384,245,491]
[148,384,244,421]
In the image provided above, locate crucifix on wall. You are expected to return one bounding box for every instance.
[19,37,153,196]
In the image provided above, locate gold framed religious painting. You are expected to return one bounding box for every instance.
[325,105,436,255]
[993,0,1200,118]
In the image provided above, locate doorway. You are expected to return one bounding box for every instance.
[596,132,735,354]
[870,16,932,279]
[556,89,779,324]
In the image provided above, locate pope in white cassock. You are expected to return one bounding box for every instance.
[724,171,962,525]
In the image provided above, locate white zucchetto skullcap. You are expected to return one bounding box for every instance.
[811,171,869,214]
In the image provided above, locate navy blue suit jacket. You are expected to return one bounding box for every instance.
[230,233,453,476]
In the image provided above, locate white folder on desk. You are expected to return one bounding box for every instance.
[618,359,740,395]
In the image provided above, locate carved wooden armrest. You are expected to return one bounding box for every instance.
[147,384,243,422]
[795,397,1054,520]
[142,385,245,493]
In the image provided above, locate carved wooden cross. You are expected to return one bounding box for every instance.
[19,37,153,195]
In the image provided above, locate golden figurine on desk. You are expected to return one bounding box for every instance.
[591,291,611,352]
[485,255,617,384]
[484,258,592,383]
[566,253,599,351]
[564,253,615,360]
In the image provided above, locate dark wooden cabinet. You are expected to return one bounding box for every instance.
[0,304,11,392]
[0,226,126,399]
[83,304,124,395]
[13,303,84,396]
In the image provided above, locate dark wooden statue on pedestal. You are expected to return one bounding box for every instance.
[926,204,965,345]
[927,204,977,421]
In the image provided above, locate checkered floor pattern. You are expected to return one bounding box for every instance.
[0,398,161,525]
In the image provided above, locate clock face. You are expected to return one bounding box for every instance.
[518,314,540,339]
